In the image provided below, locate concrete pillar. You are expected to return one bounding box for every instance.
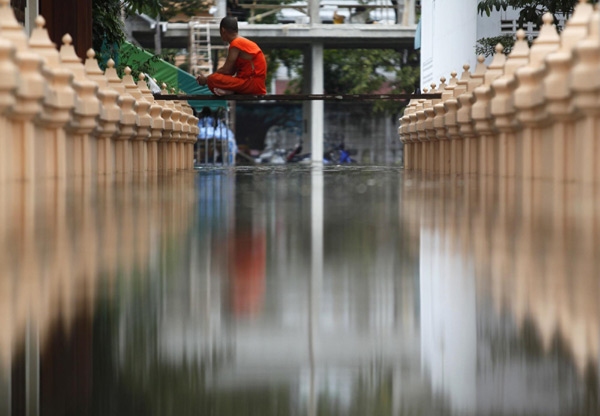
[216,0,227,19]
[308,0,320,25]
[309,43,324,164]
[402,0,415,26]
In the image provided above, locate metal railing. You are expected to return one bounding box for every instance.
[195,107,236,167]
[231,0,416,25]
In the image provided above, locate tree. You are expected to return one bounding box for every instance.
[92,0,209,65]
[92,0,162,63]
[475,0,597,57]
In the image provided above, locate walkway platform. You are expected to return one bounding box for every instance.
[130,22,417,50]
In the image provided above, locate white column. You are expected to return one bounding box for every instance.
[310,43,324,164]
[308,0,320,24]
[216,0,227,19]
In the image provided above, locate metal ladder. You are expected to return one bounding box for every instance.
[189,17,214,76]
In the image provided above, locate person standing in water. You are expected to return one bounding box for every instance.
[196,16,267,96]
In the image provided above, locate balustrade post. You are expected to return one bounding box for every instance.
[84,49,121,176]
[445,65,469,174]
[156,84,174,171]
[407,101,418,170]
[137,73,164,172]
[0,0,44,181]
[169,96,183,170]
[514,13,560,179]
[399,100,414,169]
[122,67,151,172]
[104,59,137,173]
[28,16,75,179]
[0,20,18,184]
[426,80,444,173]
[457,56,486,174]
[415,90,428,172]
[490,29,530,177]
[176,101,189,170]
[543,0,593,181]
[435,73,456,174]
[570,5,599,184]
[59,34,100,177]
[472,44,506,176]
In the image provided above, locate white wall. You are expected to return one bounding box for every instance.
[420,0,525,89]
[420,0,479,90]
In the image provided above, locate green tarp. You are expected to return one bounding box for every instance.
[119,42,227,112]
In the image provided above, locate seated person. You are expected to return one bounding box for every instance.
[196,16,267,96]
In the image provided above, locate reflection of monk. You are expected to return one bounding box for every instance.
[196,17,267,96]
[229,231,266,317]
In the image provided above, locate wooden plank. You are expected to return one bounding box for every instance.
[154,93,442,102]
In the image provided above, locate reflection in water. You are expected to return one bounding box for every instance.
[0,167,598,415]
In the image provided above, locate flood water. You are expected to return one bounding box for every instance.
[0,166,598,415]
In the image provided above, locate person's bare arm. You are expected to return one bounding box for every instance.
[216,47,240,75]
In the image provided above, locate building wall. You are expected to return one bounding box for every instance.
[420,0,521,90]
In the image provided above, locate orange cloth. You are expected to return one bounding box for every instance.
[207,37,267,95]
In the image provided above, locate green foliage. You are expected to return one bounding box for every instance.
[474,1,597,58]
[477,0,580,25]
[92,0,207,65]
[124,0,162,16]
[92,0,126,59]
[475,34,515,57]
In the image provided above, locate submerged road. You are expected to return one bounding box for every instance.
[0,165,598,415]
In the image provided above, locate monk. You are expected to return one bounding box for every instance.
[196,16,267,96]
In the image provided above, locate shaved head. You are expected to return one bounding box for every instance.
[220,16,238,33]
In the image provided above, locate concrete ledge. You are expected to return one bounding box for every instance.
[133,23,416,50]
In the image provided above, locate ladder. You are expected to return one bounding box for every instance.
[189,17,215,76]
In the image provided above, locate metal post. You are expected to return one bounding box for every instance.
[308,0,320,24]
[310,42,324,164]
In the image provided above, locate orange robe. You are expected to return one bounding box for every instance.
[207,37,267,95]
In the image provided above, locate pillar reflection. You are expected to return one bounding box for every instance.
[409,174,600,414]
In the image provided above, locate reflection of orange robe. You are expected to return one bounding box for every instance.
[207,37,267,95]
[230,231,267,316]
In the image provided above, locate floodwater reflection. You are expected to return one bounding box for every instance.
[0,167,598,415]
